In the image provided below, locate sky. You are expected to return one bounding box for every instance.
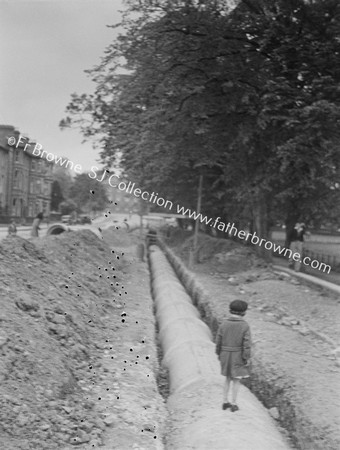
[0,0,124,172]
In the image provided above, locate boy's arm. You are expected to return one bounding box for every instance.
[215,325,223,356]
[242,326,251,361]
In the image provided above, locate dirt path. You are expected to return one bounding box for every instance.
[187,260,340,450]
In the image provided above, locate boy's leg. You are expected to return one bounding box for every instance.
[222,376,232,410]
[223,376,230,402]
[231,378,241,411]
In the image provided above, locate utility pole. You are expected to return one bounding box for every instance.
[189,174,203,268]
[139,198,144,240]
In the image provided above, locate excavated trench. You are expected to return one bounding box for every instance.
[154,320,170,401]
[194,301,298,446]
[152,239,340,450]
[147,241,292,450]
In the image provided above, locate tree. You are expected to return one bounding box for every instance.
[61,0,340,257]
[59,199,78,215]
[69,173,109,213]
[50,180,64,211]
[52,165,74,199]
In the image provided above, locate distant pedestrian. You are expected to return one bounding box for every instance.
[288,222,306,271]
[31,212,43,237]
[146,227,157,247]
[215,299,251,412]
[8,220,17,236]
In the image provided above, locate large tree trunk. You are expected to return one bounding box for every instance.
[284,210,300,249]
[252,190,271,261]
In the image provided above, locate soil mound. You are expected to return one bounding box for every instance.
[101,226,138,249]
[0,231,125,450]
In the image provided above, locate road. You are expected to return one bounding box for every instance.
[0,213,143,242]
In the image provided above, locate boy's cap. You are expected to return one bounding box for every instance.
[230,299,248,314]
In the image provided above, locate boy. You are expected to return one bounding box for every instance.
[215,299,251,412]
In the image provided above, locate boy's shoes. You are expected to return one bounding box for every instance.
[222,402,232,410]
[230,404,239,412]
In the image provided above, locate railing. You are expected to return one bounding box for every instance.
[273,246,340,273]
[302,249,340,273]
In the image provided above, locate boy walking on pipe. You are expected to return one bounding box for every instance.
[215,300,251,412]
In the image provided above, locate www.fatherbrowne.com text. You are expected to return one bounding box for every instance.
[9,135,329,274]
[90,167,331,274]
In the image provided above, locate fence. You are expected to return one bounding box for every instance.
[303,249,340,273]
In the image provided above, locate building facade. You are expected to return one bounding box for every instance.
[0,141,10,216]
[0,125,53,221]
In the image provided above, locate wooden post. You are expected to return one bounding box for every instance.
[137,199,145,261]
[139,213,143,240]
[189,174,203,267]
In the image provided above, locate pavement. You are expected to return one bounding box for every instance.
[273,256,340,289]
[273,265,340,298]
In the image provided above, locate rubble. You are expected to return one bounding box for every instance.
[0,229,166,449]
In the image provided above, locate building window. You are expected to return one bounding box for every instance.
[15,150,19,162]
[29,202,33,217]
[44,180,50,195]
[14,170,19,187]
[31,160,36,171]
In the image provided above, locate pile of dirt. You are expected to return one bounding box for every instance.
[101,226,137,249]
[0,230,129,450]
[175,233,268,273]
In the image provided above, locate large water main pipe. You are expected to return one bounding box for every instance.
[46,224,70,235]
[149,245,220,393]
[148,244,291,450]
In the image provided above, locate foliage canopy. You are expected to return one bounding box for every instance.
[61,0,340,243]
